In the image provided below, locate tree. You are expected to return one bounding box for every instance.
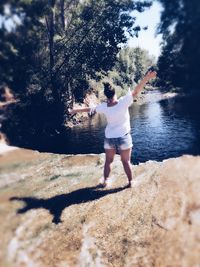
[0,0,153,146]
[108,46,155,90]
[157,0,200,92]
[0,0,152,100]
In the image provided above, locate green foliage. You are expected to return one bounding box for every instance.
[0,1,47,97]
[109,47,155,90]
[89,46,155,98]
[0,0,153,146]
[0,0,152,100]
[157,0,200,92]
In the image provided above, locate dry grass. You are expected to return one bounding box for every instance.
[0,149,200,267]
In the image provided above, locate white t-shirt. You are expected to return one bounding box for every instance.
[95,92,133,138]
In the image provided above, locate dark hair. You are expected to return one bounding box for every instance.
[103,82,115,99]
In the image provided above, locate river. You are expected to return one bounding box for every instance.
[36,90,200,164]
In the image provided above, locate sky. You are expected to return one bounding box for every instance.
[128,1,163,59]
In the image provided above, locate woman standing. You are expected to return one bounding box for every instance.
[69,71,156,188]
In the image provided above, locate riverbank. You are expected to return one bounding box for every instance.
[0,134,18,155]
[0,147,200,267]
[0,87,181,134]
[66,88,178,127]
[0,142,18,155]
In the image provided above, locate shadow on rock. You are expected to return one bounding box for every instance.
[10,184,128,224]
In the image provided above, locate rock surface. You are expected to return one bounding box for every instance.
[0,148,200,267]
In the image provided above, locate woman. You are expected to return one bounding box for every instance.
[69,71,156,188]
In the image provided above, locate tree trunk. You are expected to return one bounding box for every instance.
[46,1,64,127]
[60,0,65,31]
[48,0,55,86]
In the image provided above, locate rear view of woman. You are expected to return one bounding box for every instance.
[69,71,156,187]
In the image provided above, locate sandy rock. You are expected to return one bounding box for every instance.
[0,149,200,267]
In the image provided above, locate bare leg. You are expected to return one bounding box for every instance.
[120,148,133,187]
[103,148,116,185]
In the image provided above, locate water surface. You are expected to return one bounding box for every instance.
[40,91,200,164]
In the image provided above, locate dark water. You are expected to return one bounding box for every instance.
[39,91,200,164]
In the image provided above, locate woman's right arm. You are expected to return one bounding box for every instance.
[132,71,157,98]
[68,107,91,115]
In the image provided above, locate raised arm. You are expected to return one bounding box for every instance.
[68,94,97,115]
[68,107,91,115]
[132,71,157,98]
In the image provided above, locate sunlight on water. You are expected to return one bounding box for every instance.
[37,91,200,164]
[130,92,198,163]
[146,102,163,128]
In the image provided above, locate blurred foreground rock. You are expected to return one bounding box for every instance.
[0,148,200,267]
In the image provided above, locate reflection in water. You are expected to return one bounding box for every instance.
[38,91,200,164]
[130,99,196,163]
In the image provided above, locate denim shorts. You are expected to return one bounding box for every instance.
[104,133,133,151]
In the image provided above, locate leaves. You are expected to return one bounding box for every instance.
[0,0,152,137]
[157,0,200,91]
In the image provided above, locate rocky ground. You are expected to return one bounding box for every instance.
[0,147,200,267]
